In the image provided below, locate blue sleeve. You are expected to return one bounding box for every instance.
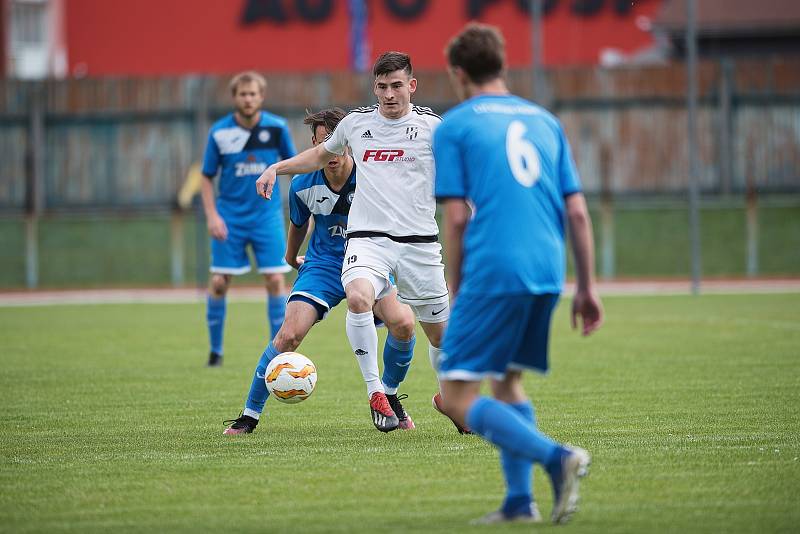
[433,120,467,199]
[558,126,582,196]
[201,131,220,178]
[288,181,311,227]
[279,124,297,160]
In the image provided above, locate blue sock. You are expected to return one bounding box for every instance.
[501,401,536,516]
[206,295,226,355]
[244,342,280,418]
[381,334,415,393]
[267,295,287,341]
[466,396,560,465]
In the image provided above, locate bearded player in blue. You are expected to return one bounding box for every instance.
[201,72,296,367]
[223,108,417,434]
[433,25,604,525]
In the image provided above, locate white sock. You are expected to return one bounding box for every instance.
[429,344,443,390]
[346,310,383,397]
[383,384,398,395]
[243,408,260,420]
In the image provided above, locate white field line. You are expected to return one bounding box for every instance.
[0,280,798,307]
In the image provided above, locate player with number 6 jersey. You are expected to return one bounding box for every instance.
[433,23,603,525]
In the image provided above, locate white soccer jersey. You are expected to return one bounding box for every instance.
[324,104,441,237]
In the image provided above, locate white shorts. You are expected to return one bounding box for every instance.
[341,236,450,323]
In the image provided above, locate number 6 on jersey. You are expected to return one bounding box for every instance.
[506,120,541,188]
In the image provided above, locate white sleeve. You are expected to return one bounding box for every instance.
[426,114,442,148]
[323,113,352,156]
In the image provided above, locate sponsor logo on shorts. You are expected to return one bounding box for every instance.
[431,307,447,316]
[362,149,415,163]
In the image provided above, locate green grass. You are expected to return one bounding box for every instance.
[1,294,799,532]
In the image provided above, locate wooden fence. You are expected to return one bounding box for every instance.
[1,59,799,287]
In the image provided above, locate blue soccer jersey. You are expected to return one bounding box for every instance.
[202,112,297,226]
[288,166,357,268]
[433,94,582,297]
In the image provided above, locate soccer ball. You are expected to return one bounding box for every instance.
[264,352,317,404]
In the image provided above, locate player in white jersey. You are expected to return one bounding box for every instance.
[255,52,450,433]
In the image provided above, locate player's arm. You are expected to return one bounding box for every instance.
[285,219,311,270]
[200,177,227,241]
[442,198,470,299]
[566,192,603,336]
[256,144,337,200]
[199,131,227,240]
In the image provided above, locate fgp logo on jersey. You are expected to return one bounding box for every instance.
[362,149,415,163]
[235,154,268,177]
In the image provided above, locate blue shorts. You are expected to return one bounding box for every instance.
[438,292,560,381]
[288,260,389,325]
[288,261,346,320]
[210,212,290,275]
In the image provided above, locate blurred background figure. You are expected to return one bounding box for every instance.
[199,72,295,367]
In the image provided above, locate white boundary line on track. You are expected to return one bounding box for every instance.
[0,280,798,307]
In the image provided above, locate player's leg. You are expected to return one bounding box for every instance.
[392,241,461,430]
[225,262,341,435]
[263,272,288,340]
[206,226,250,366]
[439,293,590,524]
[206,274,231,367]
[225,299,318,434]
[487,370,539,523]
[252,211,291,340]
[373,289,417,429]
[342,237,398,432]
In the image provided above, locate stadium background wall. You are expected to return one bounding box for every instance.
[1,59,799,287]
[63,0,661,75]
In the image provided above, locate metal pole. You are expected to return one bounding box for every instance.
[686,0,702,295]
[530,0,545,102]
[25,82,45,289]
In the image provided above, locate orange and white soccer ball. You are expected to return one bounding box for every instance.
[264,352,317,404]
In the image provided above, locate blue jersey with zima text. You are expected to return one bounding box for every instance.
[288,166,357,268]
[433,94,582,297]
[202,112,297,226]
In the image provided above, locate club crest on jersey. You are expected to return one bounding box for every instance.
[362,149,415,163]
[347,192,354,203]
[258,130,271,143]
[405,126,418,140]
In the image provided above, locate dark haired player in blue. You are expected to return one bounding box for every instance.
[201,71,296,367]
[433,24,604,525]
[223,108,417,434]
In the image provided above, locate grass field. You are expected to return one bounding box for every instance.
[1,293,799,533]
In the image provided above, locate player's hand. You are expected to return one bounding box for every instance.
[571,288,603,336]
[207,213,228,241]
[286,255,305,270]
[256,166,278,200]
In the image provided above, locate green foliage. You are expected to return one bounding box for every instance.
[1,294,799,532]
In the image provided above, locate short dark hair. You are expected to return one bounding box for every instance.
[445,23,505,85]
[304,107,346,137]
[372,51,413,78]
